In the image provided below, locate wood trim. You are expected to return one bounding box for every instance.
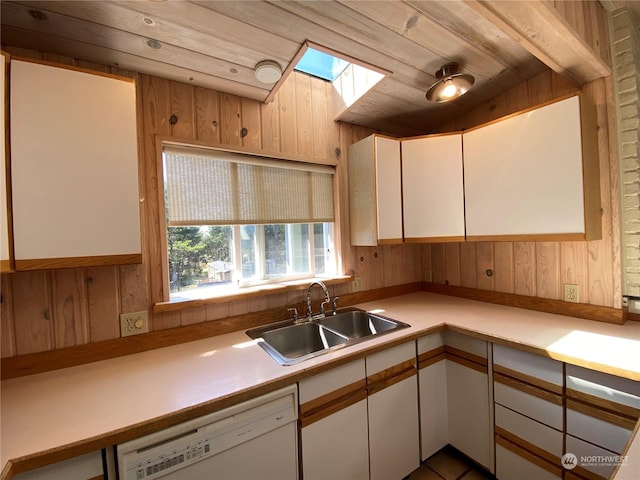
[494,372,564,406]
[445,344,488,367]
[1,461,13,480]
[418,345,446,369]
[493,363,563,395]
[495,432,562,477]
[367,359,416,396]
[566,388,640,421]
[466,233,587,242]
[15,254,142,271]
[422,282,624,325]
[623,309,640,322]
[378,238,403,245]
[495,426,562,472]
[404,236,466,243]
[299,379,367,428]
[87,476,105,480]
[567,399,638,431]
[0,259,13,273]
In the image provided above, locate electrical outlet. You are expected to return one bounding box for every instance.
[120,311,149,337]
[563,284,580,303]
[353,276,363,292]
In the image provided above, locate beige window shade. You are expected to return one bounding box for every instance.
[164,145,335,226]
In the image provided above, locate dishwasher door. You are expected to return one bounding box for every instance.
[117,385,298,480]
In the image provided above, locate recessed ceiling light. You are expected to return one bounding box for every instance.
[254,60,282,84]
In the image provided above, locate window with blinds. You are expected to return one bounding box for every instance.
[162,145,337,299]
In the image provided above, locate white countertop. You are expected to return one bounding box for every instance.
[2,292,639,476]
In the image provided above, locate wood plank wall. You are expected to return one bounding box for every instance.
[425,69,621,310]
[0,46,422,358]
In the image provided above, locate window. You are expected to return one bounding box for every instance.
[163,145,337,300]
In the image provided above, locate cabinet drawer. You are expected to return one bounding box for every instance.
[299,359,365,403]
[367,341,415,375]
[566,407,634,455]
[493,344,563,390]
[566,365,640,411]
[494,380,563,430]
[496,443,561,480]
[565,434,620,480]
[495,404,562,459]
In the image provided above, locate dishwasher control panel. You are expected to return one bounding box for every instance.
[133,440,211,479]
[117,385,298,480]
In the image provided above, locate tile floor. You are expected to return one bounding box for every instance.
[408,446,495,480]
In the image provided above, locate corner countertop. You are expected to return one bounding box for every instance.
[2,292,639,477]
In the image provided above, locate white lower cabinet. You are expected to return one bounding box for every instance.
[565,364,640,480]
[417,332,448,460]
[367,342,420,480]
[298,343,420,480]
[445,331,493,472]
[298,359,369,480]
[492,343,564,480]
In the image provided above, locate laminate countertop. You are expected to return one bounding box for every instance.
[2,292,639,478]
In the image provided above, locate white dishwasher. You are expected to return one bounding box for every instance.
[117,385,298,480]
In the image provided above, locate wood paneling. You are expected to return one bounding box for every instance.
[424,69,621,310]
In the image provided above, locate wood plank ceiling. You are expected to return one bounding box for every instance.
[0,0,620,136]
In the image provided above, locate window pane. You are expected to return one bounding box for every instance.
[288,224,310,274]
[240,225,257,280]
[264,224,286,276]
[314,223,335,275]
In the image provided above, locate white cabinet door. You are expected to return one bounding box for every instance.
[417,333,448,460]
[299,360,369,480]
[367,342,420,480]
[348,134,402,245]
[402,134,465,242]
[463,95,600,241]
[445,332,493,471]
[10,59,141,270]
[447,359,493,470]
[0,52,11,272]
[301,400,369,480]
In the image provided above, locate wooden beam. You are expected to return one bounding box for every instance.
[464,0,611,84]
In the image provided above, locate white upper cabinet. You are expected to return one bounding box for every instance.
[463,94,601,241]
[10,59,141,270]
[402,134,465,242]
[348,134,402,246]
[1,52,12,272]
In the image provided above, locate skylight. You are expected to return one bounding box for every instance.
[294,47,350,82]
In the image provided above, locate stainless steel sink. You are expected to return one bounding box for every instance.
[247,309,410,366]
[247,321,349,366]
[318,310,408,339]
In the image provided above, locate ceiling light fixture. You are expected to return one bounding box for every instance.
[426,63,474,103]
[254,60,282,84]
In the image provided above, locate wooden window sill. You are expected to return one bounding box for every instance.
[153,275,353,314]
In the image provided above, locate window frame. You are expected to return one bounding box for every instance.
[156,137,345,306]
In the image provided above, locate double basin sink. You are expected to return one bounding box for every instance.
[246,309,410,366]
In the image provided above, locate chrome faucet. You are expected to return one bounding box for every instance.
[306,280,331,320]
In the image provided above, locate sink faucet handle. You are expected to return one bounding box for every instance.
[332,296,340,315]
[320,300,330,317]
[287,307,298,323]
